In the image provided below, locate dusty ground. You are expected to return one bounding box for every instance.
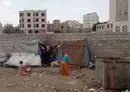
[0,67,102,92]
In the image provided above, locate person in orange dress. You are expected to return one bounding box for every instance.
[59,54,70,76]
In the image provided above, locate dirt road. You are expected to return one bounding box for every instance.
[0,67,101,92]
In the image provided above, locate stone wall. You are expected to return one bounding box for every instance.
[1,32,130,58]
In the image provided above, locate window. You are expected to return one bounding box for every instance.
[33,13,35,16]
[116,26,120,32]
[21,31,24,34]
[107,24,109,28]
[27,24,31,28]
[20,13,24,17]
[27,13,31,16]
[102,25,104,29]
[122,25,127,32]
[111,24,113,28]
[61,26,63,29]
[36,19,39,22]
[20,24,21,28]
[22,24,24,28]
[41,24,45,28]
[41,13,45,16]
[116,0,128,21]
[34,30,39,33]
[28,30,33,33]
[27,19,31,22]
[36,24,39,28]
[124,9,128,16]
[20,19,21,22]
[22,18,24,22]
[34,24,35,28]
[41,19,45,22]
[36,13,38,16]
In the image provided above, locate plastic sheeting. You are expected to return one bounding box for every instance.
[6,53,41,67]
[0,52,8,62]
[55,46,62,60]
[14,39,39,54]
[81,40,91,68]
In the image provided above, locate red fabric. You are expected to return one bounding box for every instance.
[18,66,26,76]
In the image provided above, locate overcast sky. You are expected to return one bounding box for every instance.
[0,0,109,26]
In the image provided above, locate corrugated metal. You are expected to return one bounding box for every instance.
[96,58,130,90]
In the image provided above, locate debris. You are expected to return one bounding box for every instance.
[38,84,42,87]
[38,73,43,79]
[73,89,79,92]
[24,77,30,81]
[68,80,77,85]
[0,67,102,92]
[89,88,96,92]
[31,73,37,76]
[32,84,36,88]
[6,83,17,87]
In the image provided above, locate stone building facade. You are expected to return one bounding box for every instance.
[47,20,83,33]
[109,0,130,32]
[96,22,113,32]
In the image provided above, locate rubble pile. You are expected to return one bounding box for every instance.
[76,69,103,92]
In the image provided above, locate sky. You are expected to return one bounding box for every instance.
[0,0,109,26]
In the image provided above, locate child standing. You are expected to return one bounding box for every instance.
[59,54,70,76]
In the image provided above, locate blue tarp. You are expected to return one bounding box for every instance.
[81,40,91,68]
[55,46,62,60]
[38,46,42,58]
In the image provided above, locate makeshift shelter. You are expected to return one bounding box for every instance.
[53,45,63,60]
[5,39,91,68]
[81,39,91,68]
[6,53,41,67]
[0,52,8,66]
[14,39,40,54]
[6,39,42,67]
[61,40,91,69]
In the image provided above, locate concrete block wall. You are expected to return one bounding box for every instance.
[96,58,130,89]
[86,32,130,58]
[1,32,130,58]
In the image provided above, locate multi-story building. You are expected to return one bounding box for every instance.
[96,22,113,32]
[19,10,47,34]
[109,0,130,32]
[47,19,83,33]
[53,20,61,32]
[65,20,82,29]
[83,12,99,28]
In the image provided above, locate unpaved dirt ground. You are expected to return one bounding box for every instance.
[0,67,102,92]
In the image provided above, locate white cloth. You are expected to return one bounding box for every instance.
[51,61,59,67]
[6,53,41,67]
